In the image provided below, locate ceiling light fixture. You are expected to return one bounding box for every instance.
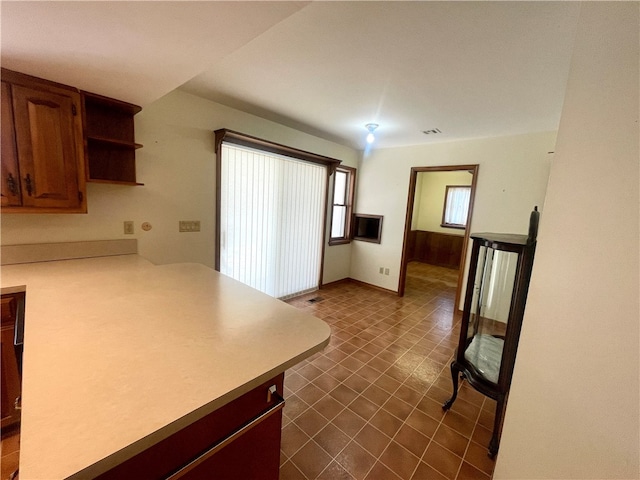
[365,123,379,144]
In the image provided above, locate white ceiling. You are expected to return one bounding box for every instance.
[1,1,581,150]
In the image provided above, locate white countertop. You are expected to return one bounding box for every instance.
[1,254,330,479]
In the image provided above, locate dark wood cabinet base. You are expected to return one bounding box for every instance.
[1,292,24,431]
[96,374,284,480]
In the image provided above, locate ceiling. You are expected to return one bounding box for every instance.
[1,1,581,150]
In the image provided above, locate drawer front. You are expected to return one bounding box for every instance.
[1,295,17,327]
[96,374,284,480]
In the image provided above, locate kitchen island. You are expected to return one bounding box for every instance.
[0,250,330,479]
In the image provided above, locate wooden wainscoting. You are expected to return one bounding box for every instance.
[407,230,464,269]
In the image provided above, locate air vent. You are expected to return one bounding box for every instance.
[423,128,442,135]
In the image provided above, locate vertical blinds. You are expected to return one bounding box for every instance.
[219,143,327,299]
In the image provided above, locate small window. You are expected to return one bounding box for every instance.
[442,185,471,229]
[329,166,356,245]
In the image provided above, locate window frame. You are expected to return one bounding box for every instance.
[441,185,471,230]
[213,128,341,281]
[329,165,356,246]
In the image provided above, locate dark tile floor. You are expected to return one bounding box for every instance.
[281,262,496,480]
[0,262,495,480]
[1,426,20,480]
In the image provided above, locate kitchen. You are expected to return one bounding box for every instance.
[1,2,638,480]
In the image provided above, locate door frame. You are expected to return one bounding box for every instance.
[397,165,479,310]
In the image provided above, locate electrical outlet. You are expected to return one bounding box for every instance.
[379,267,384,274]
[384,268,390,275]
[179,221,201,232]
[124,221,134,235]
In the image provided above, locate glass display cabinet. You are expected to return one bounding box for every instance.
[443,208,538,458]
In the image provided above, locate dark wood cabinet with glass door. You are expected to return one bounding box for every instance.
[443,208,538,458]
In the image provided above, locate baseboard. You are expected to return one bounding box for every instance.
[321,277,398,295]
[320,278,352,289]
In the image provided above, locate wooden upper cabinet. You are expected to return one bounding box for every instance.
[1,69,87,213]
[12,84,86,210]
[1,81,21,207]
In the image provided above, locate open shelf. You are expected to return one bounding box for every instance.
[86,135,143,150]
[82,91,143,185]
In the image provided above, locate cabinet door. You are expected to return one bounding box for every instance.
[179,410,282,480]
[1,296,21,429]
[1,81,22,207]
[1,326,21,428]
[11,84,85,211]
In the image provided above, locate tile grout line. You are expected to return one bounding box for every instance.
[302,336,457,477]
[282,266,491,479]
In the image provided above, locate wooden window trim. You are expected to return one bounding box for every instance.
[214,129,341,174]
[329,166,356,246]
[213,129,342,290]
[441,185,471,229]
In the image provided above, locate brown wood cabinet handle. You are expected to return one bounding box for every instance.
[6,173,18,196]
[24,174,33,196]
[164,388,285,480]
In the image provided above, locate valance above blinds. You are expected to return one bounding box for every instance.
[215,129,341,174]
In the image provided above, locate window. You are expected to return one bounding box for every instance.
[329,166,356,245]
[442,185,471,229]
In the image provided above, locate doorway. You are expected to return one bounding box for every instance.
[398,165,479,310]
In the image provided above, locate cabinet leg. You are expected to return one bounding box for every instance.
[442,362,460,411]
[488,436,499,459]
[488,395,506,458]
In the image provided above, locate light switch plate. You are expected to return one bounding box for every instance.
[179,221,201,232]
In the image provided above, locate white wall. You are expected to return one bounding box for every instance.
[494,3,639,478]
[411,170,473,234]
[0,90,359,283]
[350,131,555,292]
